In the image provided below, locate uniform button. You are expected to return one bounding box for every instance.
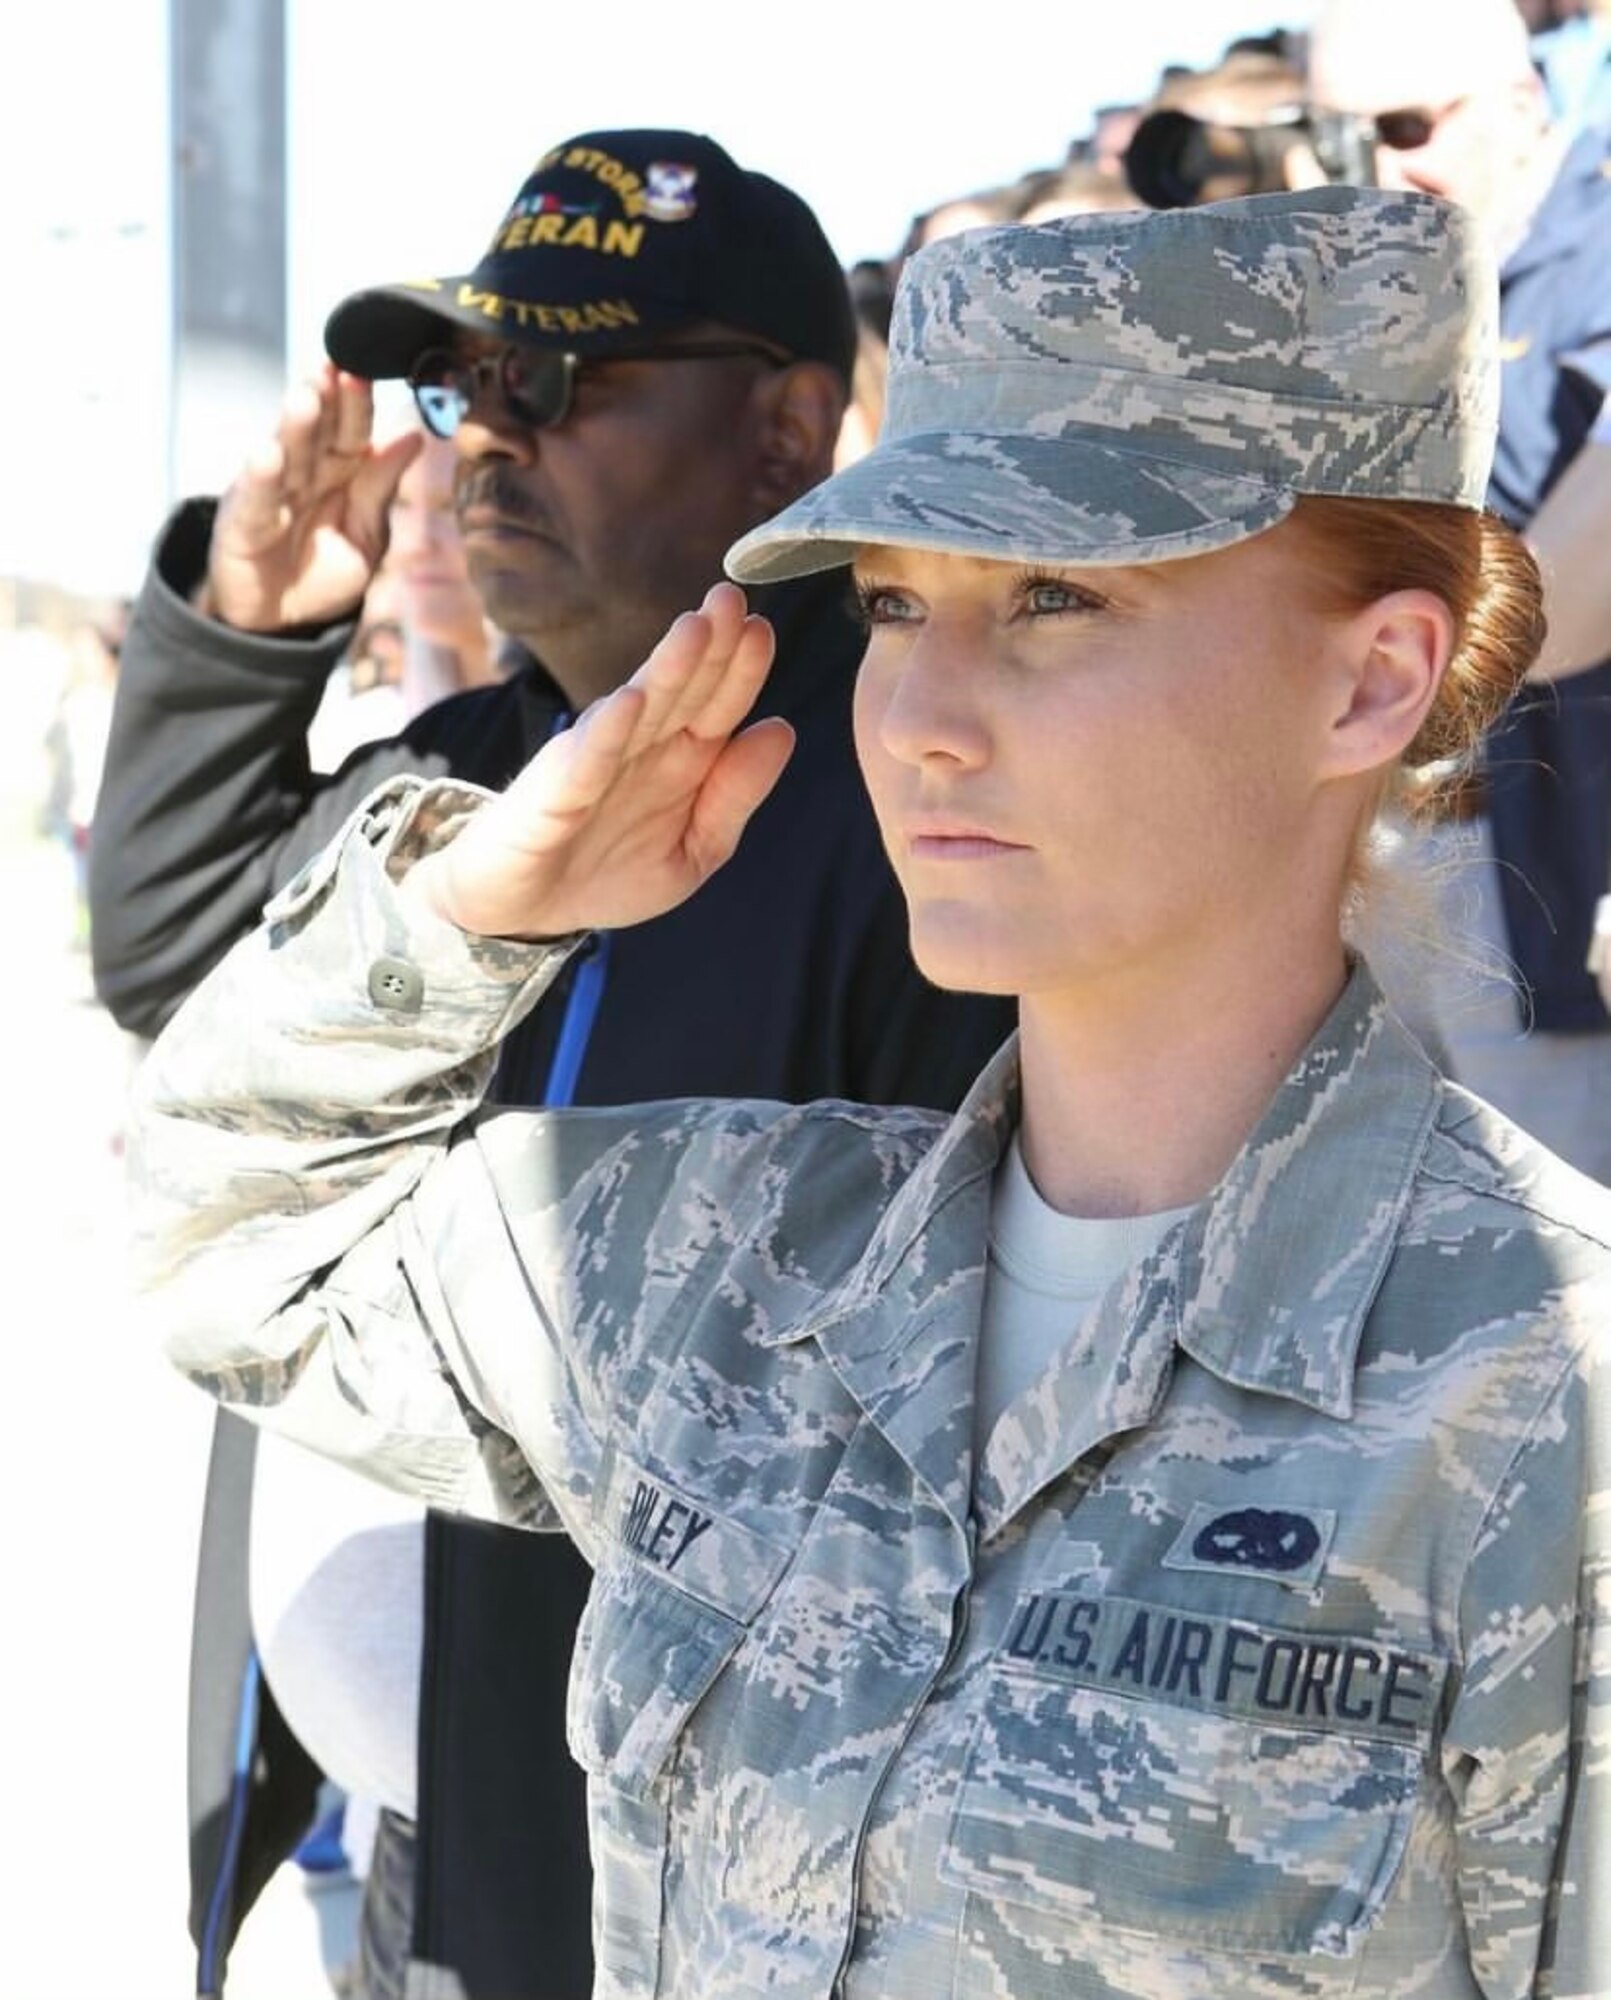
[368,957,424,1013]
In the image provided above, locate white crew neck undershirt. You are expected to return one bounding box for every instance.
[975,1133,1193,1455]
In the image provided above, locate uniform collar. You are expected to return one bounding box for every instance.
[1170,963,1439,1419]
[772,964,1439,1529]
[779,1041,1017,1533]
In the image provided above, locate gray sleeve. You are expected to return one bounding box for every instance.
[129,775,589,1529]
[1442,1341,1609,1998]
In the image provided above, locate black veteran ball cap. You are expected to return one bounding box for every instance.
[324,129,856,386]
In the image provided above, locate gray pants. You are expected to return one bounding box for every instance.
[355,1807,413,2000]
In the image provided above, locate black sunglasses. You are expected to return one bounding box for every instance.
[408,339,790,439]
[1372,99,1466,151]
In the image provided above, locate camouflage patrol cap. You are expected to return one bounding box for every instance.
[725,186,1498,584]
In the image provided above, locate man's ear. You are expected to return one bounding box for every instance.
[748,362,846,511]
[1322,589,1455,779]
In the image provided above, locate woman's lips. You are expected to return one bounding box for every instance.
[905,824,1029,861]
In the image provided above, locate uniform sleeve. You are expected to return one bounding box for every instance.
[129,775,606,1537]
[1441,1339,1609,1999]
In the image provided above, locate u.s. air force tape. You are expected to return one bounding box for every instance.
[1003,1590,1446,1744]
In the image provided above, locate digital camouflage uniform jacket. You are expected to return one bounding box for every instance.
[134,780,1611,2000]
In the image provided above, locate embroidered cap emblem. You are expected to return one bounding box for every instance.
[645,162,698,222]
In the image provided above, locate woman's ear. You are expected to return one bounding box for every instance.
[748,363,846,512]
[1321,589,1455,779]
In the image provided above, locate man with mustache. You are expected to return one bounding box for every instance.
[91,129,1013,2000]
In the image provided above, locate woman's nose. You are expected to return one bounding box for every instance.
[871,635,991,770]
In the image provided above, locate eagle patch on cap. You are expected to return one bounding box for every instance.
[645,162,698,223]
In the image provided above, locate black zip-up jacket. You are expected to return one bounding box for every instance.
[93,499,1015,1999]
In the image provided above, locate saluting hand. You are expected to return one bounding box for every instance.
[200,363,422,633]
[402,584,794,941]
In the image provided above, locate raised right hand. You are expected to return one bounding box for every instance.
[402,583,794,942]
[201,363,423,632]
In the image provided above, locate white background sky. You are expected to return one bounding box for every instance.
[285,0,1316,362]
[5,0,1318,591]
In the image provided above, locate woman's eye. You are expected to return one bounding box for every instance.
[1019,574,1099,617]
[852,583,919,627]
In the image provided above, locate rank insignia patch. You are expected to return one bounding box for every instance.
[1162,1501,1337,1589]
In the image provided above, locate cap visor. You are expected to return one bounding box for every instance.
[325,284,481,379]
[324,279,690,379]
[726,428,1294,584]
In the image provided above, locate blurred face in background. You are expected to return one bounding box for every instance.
[1308,0,1552,235]
[387,432,482,648]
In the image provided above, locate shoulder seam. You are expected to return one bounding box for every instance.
[1417,1162,1611,1257]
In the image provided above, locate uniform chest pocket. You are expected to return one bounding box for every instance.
[567,1446,797,1794]
[939,1667,1423,1961]
[567,1556,752,1999]
[567,1552,746,1797]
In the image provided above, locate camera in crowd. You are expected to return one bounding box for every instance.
[1122,106,1379,208]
